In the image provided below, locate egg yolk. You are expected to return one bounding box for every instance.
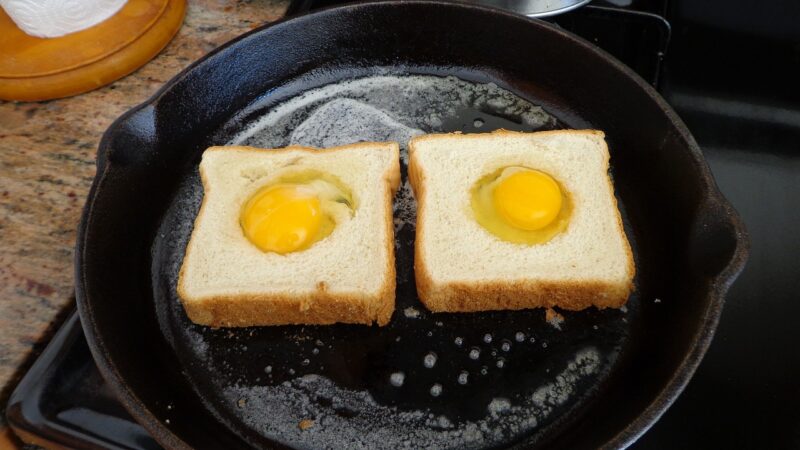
[240,184,322,254]
[493,169,562,230]
[239,170,354,254]
[470,166,572,245]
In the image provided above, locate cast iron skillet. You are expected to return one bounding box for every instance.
[76,2,748,448]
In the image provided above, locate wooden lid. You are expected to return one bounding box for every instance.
[0,0,186,101]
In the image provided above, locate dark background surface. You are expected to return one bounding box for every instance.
[634,0,800,447]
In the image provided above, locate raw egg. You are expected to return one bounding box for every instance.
[471,166,571,244]
[241,171,353,254]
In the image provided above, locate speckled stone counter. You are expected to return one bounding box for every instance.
[0,0,288,443]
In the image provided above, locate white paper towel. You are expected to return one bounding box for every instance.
[1,0,128,38]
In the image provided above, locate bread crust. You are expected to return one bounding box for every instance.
[409,129,635,313]
[417,279,632,313]
[181,290,396,327]
[177,142,400,327]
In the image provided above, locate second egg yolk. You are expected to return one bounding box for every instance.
[240,184,322,254]
[470,166,571,245]
[493,169,562,230]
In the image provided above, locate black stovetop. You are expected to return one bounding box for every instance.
[6,1,800,448]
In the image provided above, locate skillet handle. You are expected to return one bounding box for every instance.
[96,105,156,173]
[687,193,749,289]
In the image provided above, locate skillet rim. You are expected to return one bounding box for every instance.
[75,2,750,449]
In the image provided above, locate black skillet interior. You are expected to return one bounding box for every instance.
[76,2,747,449]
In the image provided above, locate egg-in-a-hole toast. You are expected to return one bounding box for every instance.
[408,130,634,313]
[178,142,400,327]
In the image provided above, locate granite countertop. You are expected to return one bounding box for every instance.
[0,0,288,445]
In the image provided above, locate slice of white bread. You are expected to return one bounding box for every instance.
[178,142,401,327]
[408,129,634,313]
